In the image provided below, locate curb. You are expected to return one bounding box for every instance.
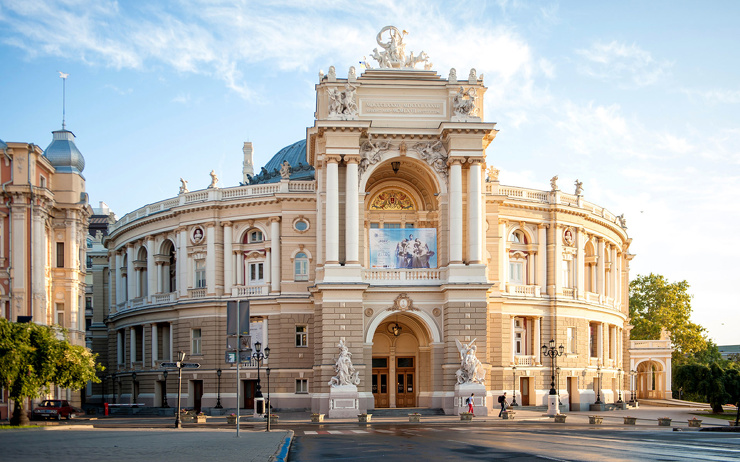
[270,430,294,462]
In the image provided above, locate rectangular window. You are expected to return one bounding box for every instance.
[39,175,46,189]
[567,327,576,354]
[295,325,307,347]
[195,260,206,288]
[294,256,309,282]
[249,262,264,284]
[384,223,401,229]
[191,328,202,355]
[562,260,571,288]
[370,223,379,229]
[56,242,65,268]
[405,223,415,228]
[589,323,598,358]
[296,379,308,394]
[509,261,524,284]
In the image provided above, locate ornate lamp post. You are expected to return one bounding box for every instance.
[162,370,169,408]
[174,350,187,429]
[556,366,562,406]
[215,369,223,409]
[629,369,637,403]
[250,342,270,412]
[511,366,518,407]
[594,363,603,404]
[617,368,623,404]
[266,367,271,432]
[541,339,564,416]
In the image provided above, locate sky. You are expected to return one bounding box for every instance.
[1,1,738,345]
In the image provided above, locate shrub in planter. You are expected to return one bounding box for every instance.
[688,418,702,428]
[311,413,325,423]
[554,414,567,423]
[460,412,473,421]
[588,416,603,425]
[623,417,637,425]
[658,417,672,426]
[408,413,421,422]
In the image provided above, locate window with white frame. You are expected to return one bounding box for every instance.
[249,262,264,285]
[191,328,202,355]
[55,303,64,326]
[248,230,263,243]
[514,318,526,355]
[195,260,206,288]
[294,253,309,281]
[296,379,308,394]
[562,259,572,288]
[566,327,576,354]
[509,261,524,285]
[295,325,307,347]
[510,230,525,243]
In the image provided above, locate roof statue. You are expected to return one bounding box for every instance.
[179,178,189,194]
[367,26,430,70]
[451,86,478,121]
[208,170,219,189]
[575,179,583,195]
[327,83,358,120]
[550,175,558,191]
[280,160,291,179]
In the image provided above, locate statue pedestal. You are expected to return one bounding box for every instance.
[546,394,560,416]
[454,383,488,416]
[328,385,360,419]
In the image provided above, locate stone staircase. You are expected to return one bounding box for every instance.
[369,408,446,417]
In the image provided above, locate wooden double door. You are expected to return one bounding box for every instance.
[372,356,416,408]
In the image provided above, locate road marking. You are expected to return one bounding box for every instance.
[304,431,317,435]
[350,430,369,433]
[374,429,394,433]
[327,430,344,434]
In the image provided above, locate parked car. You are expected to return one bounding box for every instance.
[32,400,79,421]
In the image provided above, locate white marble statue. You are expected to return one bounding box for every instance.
[452,86,477,119]
[486,165,500,182]
[327,83,358,120]
[179,178,189,194]
[369,26,430,70]
[550,175,558,191]
[280,160,291,179]
[328,339,361,387]
[575,179,583,195]
[449,68,457,84]
[359,138,392,175]
[412,140,448,176]
[617,214,627,229]
[455,338,486,385]
[208,170,219,189]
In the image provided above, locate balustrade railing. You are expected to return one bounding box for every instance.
[629,340,671,349]
[188,288,207,298]
[506,284,541,297]
[151,292,177,305]
[362,268,442,284]
[515,355,536,366]
[231,285,269,297]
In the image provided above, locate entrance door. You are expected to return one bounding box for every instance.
[567,377,574,411]
[395,357,416,408]
[372,357,389,408]
[520,377,530,406]
[192,380,203,413]
[243,380,256,410]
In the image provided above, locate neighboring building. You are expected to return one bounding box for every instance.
[0,128,92,418]
[718,345,740,361]
[95,28,658,414]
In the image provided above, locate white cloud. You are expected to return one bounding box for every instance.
[172,93,191,104]
[575,40,671,88]
[681,88,740,105]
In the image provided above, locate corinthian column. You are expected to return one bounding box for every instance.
[223,222,233,294]
[325,155,341,264]
[345,156,360,264]
[270,218,281,293]
[467,159,483,264]
[449,158,463,264]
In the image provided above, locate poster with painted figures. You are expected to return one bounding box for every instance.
[369,228,437,269]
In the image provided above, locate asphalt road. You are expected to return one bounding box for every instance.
[288,424,740,461]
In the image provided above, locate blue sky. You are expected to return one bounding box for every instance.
[1,1,738,345]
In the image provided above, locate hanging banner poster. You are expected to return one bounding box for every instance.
[369,228,437,269]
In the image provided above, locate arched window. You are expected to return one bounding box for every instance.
[294,252,309,281]
[510,230,525,244]
[248,230,263,243]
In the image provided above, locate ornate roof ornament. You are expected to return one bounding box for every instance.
[387,293,418,312]
[368,26,431,70]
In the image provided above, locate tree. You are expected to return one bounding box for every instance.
[675,363,740,415]
[629,273,711,362]
[0,318,102,426]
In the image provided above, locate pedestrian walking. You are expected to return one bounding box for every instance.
[466,393,475,416]
[498,392,507,417]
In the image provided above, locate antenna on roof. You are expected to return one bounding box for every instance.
[58,71,69,129]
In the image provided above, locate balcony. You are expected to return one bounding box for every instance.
[151,292,177,305]
[231,285,270,297]
[188,288,207,298]
[514,355,537,366]
[630,339,671,350]
[362,268,442,285]
[506,284,541,297]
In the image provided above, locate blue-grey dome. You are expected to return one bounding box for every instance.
[248,139,314,184]
[44,129,85,176]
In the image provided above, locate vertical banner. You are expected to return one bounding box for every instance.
[226,300,250,336]
[369,228,437,268]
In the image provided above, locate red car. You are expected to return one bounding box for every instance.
[32,400,78,421]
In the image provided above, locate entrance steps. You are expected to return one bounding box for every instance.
[369,408,445,417]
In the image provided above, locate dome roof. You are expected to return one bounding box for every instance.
[247,139,314,184]
[44,129,85,176]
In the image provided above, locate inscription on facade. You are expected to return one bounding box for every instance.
[361,99,445,116]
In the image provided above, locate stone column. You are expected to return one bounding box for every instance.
[467,159,483,263]
[236,251,244,286]
[126,244,135,301]
[146,237,156,298]
[597,237,605,295]
[537,224,547,293]
[206,223,216,294]
[345,156,360,264]
[499,220,508,290]
[223,222,233,294]
[264,248,271,287]
[152,324,158,367]
[534,317,542,365]
[554,226,563,294]
[511,316,516,364]
[449,158,463,263]
[597,323,604,363]
[270,218,281,293]
[325,155,341,264]
[577,229,585,299]
[177,228,188,297]
[156,262,164,294]
[129,327,136,366]
[115,252,123,304]
[610,245,617,300]
[109,253,116,309]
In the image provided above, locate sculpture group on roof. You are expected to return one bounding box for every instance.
[327,83,358,120]
[367,26,431,70]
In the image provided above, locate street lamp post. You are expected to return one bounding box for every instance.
[174,350,187,429]
[162,370,169,408]
[250,342,270,418]
[617,368,623,404]
[541,339,564,416]
[594,364,603,404]
[266,367,271,432]
[556,366,562,406]
[215,369,223,409]
[629,369,637,403]
[511,366,518,407]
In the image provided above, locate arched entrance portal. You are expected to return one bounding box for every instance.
[635,360,667,400]
[371,313,433,408]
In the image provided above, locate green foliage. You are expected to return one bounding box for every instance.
[0,318,102,405]
[629,273,711,361]
[674,363,740,414]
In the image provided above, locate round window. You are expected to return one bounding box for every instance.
[294,220,309,231]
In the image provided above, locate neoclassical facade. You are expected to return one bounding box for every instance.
[95,28,650,415]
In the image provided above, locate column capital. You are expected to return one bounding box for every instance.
[344,155,361,164]
[204,222,216,229]
[145,235,154,242]
[447,156,466,166]
[325,154,342,164]
[267,217,281,225]
[222,221,233,228]
[174,226,187,233]
[537,223,548,229]
[467,157,485,165]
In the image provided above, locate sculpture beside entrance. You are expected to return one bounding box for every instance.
[327,338,363,418]
[455,338,486,385]
[329,339,361,387]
